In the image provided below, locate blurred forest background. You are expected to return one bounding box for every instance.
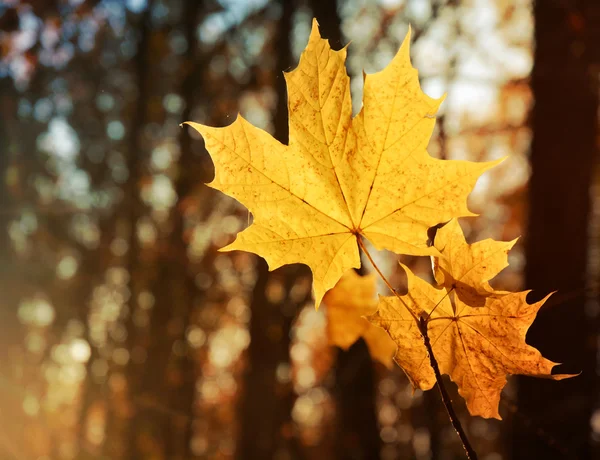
[1,0,599,459]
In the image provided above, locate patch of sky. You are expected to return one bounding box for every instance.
[218,0,269,23]
[459,0,498,35]
[378,0,404,8]
[198,12,227,46]
[446,80,498,132]
[107,120,125,141]
[343,14,378,58]
[338,0,360,17]
[61,18,77,41]
[101,0,127,36]
[41,20,60,49]
[18,297,55,328]
[242,27,267,59]
[151,1,170,25]
[163,93,184,114]
[239,93,270,131]
[54,167,92,207]
[70,213,101,249]
[457,50,499,81]
[413,33,449,77]
[151,143,176,171]
[142,174,177,211]
[69,338,91,363]
[229,56,248,82]
[54,94,73,116]
[19,10,41,36]
[92,190,115,210]
[39,41,75,70]
[38,117,80,161]
[78,17,99,52]
[57,255,79,281]
[198,0,269,46]
[126,0,147,14]
[291,8,311,61]
[406,0,431,27]
[18,210,38,235]
[96,93,115,112]
[372,41,396,74]
[66,169,92,196]
[420,77,446,100]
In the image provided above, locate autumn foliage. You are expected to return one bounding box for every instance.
[186,18,572,426]
[369,219,573,419]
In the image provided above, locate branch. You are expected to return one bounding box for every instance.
[418,317,478,460]
[356,236,477,459]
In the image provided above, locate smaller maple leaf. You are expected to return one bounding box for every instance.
[323,271,396,367]
[368,222,576,419]
[432,219,516,307]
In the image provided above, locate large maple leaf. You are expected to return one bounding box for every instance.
[368,220,575,419]
[185,20,499,306]
[323,270,396,367]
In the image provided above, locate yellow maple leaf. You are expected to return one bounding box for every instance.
[185,19,500,306]
[368,223,575,419]
[432,219,517,306]
[323,270,396,367]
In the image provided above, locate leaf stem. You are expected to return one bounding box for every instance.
[356,235,478,460]
[356,236,418,322]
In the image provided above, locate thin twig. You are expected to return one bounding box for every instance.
[418,317,478,460]
[356,235,477,459]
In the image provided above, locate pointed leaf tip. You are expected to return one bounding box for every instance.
[309,17,321,40]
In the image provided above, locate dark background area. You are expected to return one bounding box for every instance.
[0,0,599,459]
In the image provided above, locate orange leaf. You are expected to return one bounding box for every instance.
[368,221,576,419]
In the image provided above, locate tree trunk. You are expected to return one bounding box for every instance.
[0,79,18,354]
[513,1,600,458]
[163,1,204,457]
[122,4,153,459]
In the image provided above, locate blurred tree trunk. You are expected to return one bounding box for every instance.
[333,339,381,460]
[0,79,16,347]
[0,80,12,269]
[121,4,153,459]
[513,1,599,459]
[237,2,308,459]
[0,81,22,444]
[127,2,206,459]
[308,1,381,458]
[158,1,205,457]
